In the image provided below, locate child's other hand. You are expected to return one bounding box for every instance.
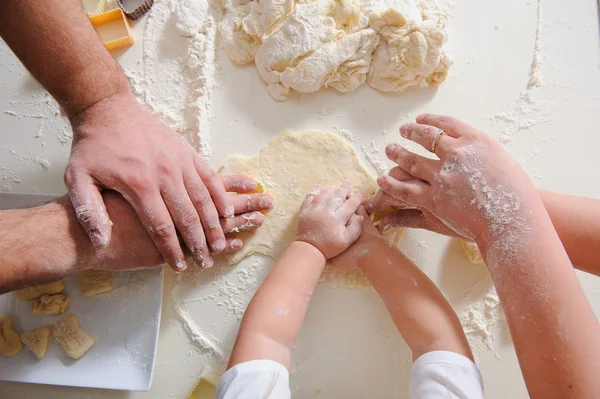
[330,207,381,268]
[295,182,363,259]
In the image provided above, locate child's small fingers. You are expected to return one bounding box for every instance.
[339,193,363,220]
[344,213,363,244]
[301,184,321,209]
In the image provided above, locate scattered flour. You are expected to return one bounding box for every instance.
[460,286,507,355]
[361,140,387,175]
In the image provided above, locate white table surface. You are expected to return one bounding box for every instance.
[1,0,600,397]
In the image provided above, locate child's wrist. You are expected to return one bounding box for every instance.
[357,237,387,269]
[291,240,327,264]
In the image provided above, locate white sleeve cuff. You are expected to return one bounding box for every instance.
[216,359,291,399]
[410,351,484,399]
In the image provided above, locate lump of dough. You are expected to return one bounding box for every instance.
[32,294,70,316]
[53,315,95,360]
[0,315,22,356]
[13,280,66,302]
[20,326,51,359]
[77,269,113,297]
[219,0,452,100]
[461,240,485,265]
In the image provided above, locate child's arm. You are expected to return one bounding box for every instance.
[332,208,472,361]
[332,208,483,398]
[227,183,363,367]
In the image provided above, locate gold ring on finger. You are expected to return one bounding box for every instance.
[431,129,447,154]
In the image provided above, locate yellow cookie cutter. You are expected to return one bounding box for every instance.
[89,8,134,52]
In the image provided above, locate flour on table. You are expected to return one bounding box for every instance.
[220,0,452,101]
[219,130,402,287]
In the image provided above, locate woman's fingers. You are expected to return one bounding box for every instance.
[377,175,430,208]
[416,114,477,138]
[400,122,453,155]
[385,143,439,182]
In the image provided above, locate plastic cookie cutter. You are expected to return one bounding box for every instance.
[89,8,134,52]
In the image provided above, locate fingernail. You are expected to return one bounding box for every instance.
[382,223,392,233]
[213,239,226,252]
[400,123,410,138]
[203,256,214,269]
[242,179,256,191]
[416,114,426,122]
[385,143,397,155]
[225,204,235,218]
[175,259,188,272]
[259,196,274,209]
[90,230,109,248]
[377,176,385,186]
[231,239,243,250]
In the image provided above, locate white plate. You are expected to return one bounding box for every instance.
[0,269,163,391]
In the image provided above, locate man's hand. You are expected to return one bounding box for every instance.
[65,90,234,272]
[82,174,273,272]
[295,183,363,259]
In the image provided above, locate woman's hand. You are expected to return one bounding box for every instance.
[368,114,540,244]
[295,183,363,259]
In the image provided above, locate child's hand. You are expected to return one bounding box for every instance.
[295,183,363,259]
[330,206,381,268]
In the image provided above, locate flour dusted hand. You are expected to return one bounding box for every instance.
[65,90,234,272]
[371,114,540,244]
[295,183,363,259]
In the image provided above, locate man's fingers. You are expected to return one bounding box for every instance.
[65,172,112,248]
[220,211,265,233]
[385,143,439,183]
[377,175,430,208]
[130,192,187,271]
[219,174,258,193]
[230,193,274,214]
[221,237,244,253]
[194,155,234,218]
[185,172,226,256]
[399,122,453,155]
[163,184,214,269]
[415,114,476,138]
[344,213,363,244]
[339,193,363,220]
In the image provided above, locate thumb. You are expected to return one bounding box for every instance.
[66,173,112,248]
[344,213,363,244]
[379,209,425,233]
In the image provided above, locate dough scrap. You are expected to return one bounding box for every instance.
[461,240,485,265]
[13,280,66,302]
[219,130,402,287]
[20,326,52,359]
[77,269,113,297]
[32,294,70,316]
[220,0,451,100]
[53,315,95,360]
[0,315,22,357]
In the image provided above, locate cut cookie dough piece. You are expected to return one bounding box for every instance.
[219,130,403,288]
[20,326,52,359]
[461,240,485,265]
[14,280,66,302]
[0,315,23,356]
[77,269,113,296]
[53,315,95,360]
[32,294,70,316]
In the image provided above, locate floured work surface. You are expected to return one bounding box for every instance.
[220,129,404,287]
[0,269,163,390]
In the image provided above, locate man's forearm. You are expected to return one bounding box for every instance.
[0,198,90,294]
[359,238,472,361]
[0,0,128,117]
[228,241,326,369]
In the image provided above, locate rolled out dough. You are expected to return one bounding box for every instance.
[219,130,403,287]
